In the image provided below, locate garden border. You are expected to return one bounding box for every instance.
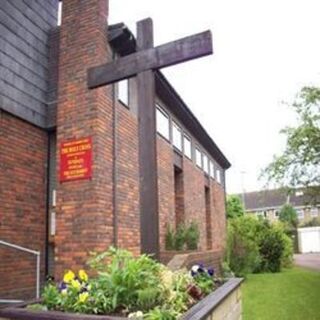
[0,278,243,320]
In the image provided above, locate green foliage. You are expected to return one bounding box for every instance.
[279,204,298,228]
[226,216,293,276]
[175,224,186,250]
[165,225,176,250]
[41,247,221,318]
[87,247,165,312]
[165,221,200,251]
[258,226,286,272]
[226,216,262,276]
[226,195,245,219]
[262,86,320,194]
[185,222,200,250]
[193,272,215,295]
[300,216,320,227]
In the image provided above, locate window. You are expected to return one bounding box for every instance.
[57,1,63,26]
[203,154,209,175]
[172,122,182,151]
[216,169,221,183]
[156,106,170,140]
[297,209,304,219]
[275,210,279,217]
[195,147,202,168]
[118,79,129,106]
[311,207,318,217]
[209,161,214,179]
[183,135,192,159]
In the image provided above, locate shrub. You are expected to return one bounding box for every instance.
[165,222,200,251]
[185,222,200,250]
[226,216,293,276]
[226,216,261,276]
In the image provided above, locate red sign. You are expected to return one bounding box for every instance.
[60,137,92,182]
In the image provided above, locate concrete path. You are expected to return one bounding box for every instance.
[294,254,320,271]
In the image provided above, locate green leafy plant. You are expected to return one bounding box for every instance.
[164,221,200,251]
[185,222,200,250]
[41,247,223,317]
[226,216,293,276]
[165,225,175,250]
[174,224,186,250]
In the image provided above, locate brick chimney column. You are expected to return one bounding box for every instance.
[55,0,113,277]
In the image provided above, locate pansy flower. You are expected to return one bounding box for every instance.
[207,267,214,276]
[58,281,68,295]
[78,269,88,282]
[63,270,75,284]
[78,291,89,303]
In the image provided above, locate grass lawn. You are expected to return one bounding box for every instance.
[242,267,320,320]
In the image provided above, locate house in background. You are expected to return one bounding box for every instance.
[237,188,320,223]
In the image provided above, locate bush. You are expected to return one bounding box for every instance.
[185,222,200,250]
[226,216,262,276]
[165,222,200,251]
[226,216,293,276]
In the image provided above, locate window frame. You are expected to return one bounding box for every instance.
[156,105,170,141]
[203,153,209,175]
[195,147,203,169]
[183,134,192,160]
[117,79,129,107]
[172,121,182,152]
[209,160,215,179]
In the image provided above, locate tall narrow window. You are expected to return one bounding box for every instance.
[183,135,192,159]
[174,167,184,226]
[205,186,212,250]
[118,79,129,106]
[203,154,209,175]
[195,147,202,168]
[172,121,182,151]
[156,106,170,140]
[57,1,63,26]
[216,169,221,183]
[209,161,214,179]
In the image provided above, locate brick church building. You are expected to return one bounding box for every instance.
[0,0,230,300]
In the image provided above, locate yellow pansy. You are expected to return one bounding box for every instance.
[78,291,89,303]
[63,270,75,283]
[71,279,81,290]
[78,269,88,282]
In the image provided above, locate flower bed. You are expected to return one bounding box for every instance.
[0,248,243,320]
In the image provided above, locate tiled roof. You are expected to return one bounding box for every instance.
[235,188,320,211]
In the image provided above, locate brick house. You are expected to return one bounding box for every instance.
[0,0,230,300]
[239,188,320,223]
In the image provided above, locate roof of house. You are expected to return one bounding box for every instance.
[237,188,320,211]
[108,23,231,169]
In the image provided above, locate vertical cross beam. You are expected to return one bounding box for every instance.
[137,19,159,258]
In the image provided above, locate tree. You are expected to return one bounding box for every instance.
[226,195,245,219]
[263,86,320,196]
[279,204,298,228]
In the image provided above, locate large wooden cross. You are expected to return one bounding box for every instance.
[87,18,213,259]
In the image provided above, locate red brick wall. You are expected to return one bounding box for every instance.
[115,103,140,255]
[157,137,227,259]
[211,181,227,252]
[184,159,207,250]
[55,0,115,277]
[157,137,175,251]
[0,111,47,299]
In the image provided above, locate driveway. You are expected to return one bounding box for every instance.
[294,254,320,271]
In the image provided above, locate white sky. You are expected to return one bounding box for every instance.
[109,0,320,194]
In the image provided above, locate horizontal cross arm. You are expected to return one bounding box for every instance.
[87,30,213,89]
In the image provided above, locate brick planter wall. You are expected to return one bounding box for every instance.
[0,278,243,320]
